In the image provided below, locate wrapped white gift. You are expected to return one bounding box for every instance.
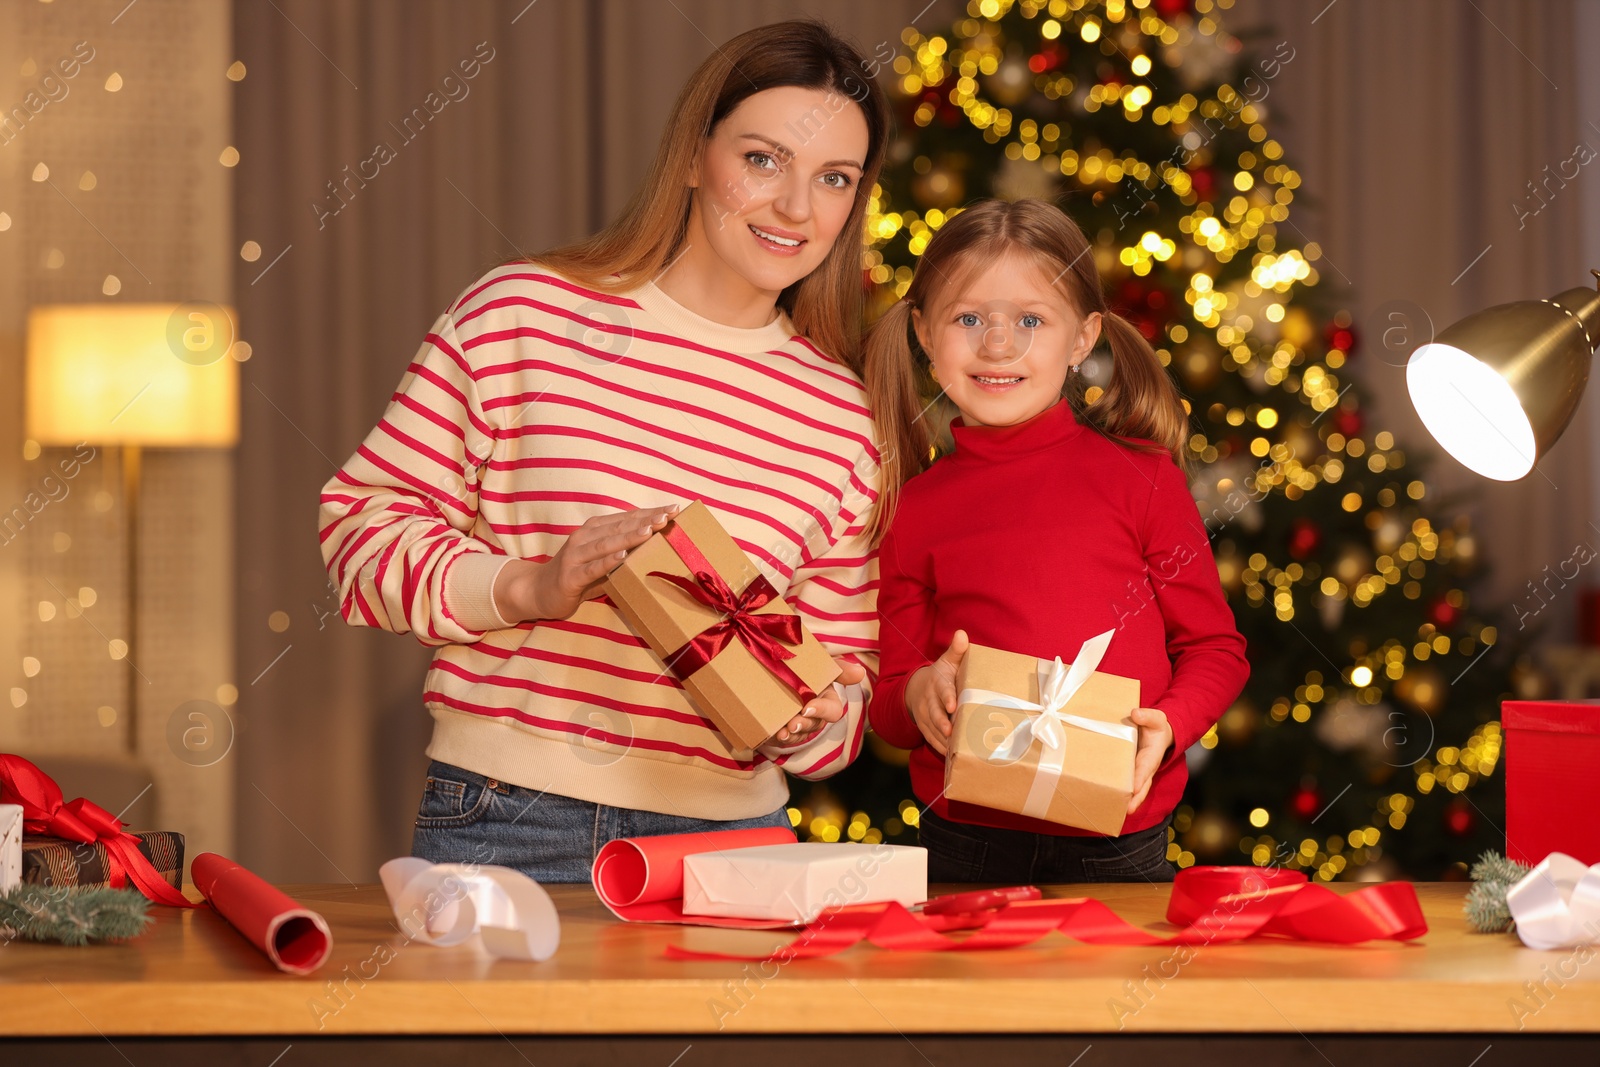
[1,803,21,892]
[681,843,927,924]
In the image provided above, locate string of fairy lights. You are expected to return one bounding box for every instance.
[789,0,1508,880]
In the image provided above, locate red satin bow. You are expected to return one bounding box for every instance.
[647,524,817,704]
[665,866,1427,959]
[0,753,196,908]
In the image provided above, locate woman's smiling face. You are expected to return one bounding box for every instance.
[684,85,869,298]
[913,251,1103,428]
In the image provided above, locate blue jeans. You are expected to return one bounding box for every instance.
[917,807,1177,884]
[409,759,794,883]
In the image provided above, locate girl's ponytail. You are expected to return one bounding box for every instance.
[862,297,934,543]
[1081,310,1191,470]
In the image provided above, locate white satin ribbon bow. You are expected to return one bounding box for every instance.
[1505,852,1600,950]
[379,857,561,961]
[955,629,1137,821]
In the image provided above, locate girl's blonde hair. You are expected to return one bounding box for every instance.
[527,20,890,373]
[864,197,1191,540]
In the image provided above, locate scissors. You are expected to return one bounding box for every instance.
[916,885,1042,930]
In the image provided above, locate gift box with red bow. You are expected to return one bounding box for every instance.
[603,500,841,751]
[22,830,185,891]
[0,754,194,907]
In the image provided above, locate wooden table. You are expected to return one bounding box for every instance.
[3,881,1598,1065]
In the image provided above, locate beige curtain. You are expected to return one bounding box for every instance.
[234,0,923,881]
[1228,0,1589,623]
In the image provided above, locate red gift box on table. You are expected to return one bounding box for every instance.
[1502,699,1600,866]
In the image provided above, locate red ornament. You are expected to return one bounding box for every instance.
[1288,518,1322,560]
[1325,320,1358,358]
[1155,0,1191,17]
[1444,798,1475,837]
[1291,785,1321,820]
[1429,594,1462,630]
[1186,166,1216,202]
[1333,408,1363,438]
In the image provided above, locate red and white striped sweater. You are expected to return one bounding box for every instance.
[318,263,881,820]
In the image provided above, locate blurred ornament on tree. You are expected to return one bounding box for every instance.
[1177,335,1222,389]
[1280,306,1316,349]
[1326,314,1358,359]
[912,162,964,209]
[1315,697,1388,753]
[1509,654,1553,700]
[1182,809,1237,861]
[1444,798,1476,837]
[1291,783,1322,820]
[1428,593,1463,630]
[987,50,1033,105]
[1394,664,1447,716]
[1333,544,1374,586]
[1288,518,1322,560]
[1216,698,1260,746]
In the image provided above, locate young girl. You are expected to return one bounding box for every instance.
[864,198,1249,884]
[319,21,890,882]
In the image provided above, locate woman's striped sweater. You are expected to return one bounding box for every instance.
[318,263,881,820]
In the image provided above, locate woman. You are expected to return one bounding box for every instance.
[319,20,891,881]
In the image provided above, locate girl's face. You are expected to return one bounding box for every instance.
[685,86,869,299]
[913,252,1102,428]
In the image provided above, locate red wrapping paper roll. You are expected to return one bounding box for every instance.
[191,851,333,975]
[592,825,797,928]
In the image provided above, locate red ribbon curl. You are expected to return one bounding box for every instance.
[666,865,1426,959]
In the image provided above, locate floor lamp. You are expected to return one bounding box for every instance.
[24,303,239,752]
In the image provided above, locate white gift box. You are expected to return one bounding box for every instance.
[681,843,927,924]
[1,803,22,892]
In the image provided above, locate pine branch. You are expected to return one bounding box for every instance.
[0,884,153,946]
[1463,850,1530,934]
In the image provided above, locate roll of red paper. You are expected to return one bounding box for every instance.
[191,851,332,975]
[592,826,796,928]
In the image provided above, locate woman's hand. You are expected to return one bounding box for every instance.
[768,657,867,747]
[1127,706,1174,814]
[493,504,681,623]
[903,629,970,757]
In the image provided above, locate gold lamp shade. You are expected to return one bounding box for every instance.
[1406,273,1600,481]
[25,302,240,447]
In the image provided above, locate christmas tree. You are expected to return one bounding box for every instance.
[787,0,1524,881]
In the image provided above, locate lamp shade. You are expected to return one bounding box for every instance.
[1406,277,1600,481]
[25,303,240,447]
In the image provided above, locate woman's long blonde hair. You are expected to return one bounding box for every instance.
[528,20,890,373]
[864,198,1191,540]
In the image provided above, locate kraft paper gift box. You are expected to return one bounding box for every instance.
[1,804,20,891]
[604,500,841,751]
[21,830,186,891]
[681,843,928,924]
[945,631,1139,836]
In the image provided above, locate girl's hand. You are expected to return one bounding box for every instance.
[769,657,868,747]
[493,504,681,623]
[1127,706,1174,814]
[904,629,970,757]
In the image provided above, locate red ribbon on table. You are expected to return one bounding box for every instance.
[0,753,197,908]
[665,865,1426,959]
[647,522,818,704]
